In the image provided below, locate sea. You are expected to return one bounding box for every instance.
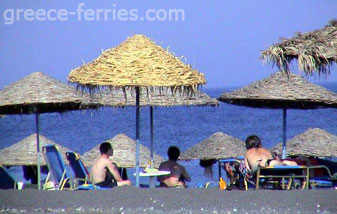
[1,84,337,187]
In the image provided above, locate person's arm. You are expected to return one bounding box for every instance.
[181,166,191,182]
[157,163,164,182]
[106,161,123,182]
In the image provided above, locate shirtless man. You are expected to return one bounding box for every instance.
[244,135,297,174]
[91,142,131,188]
[157,146,191,188]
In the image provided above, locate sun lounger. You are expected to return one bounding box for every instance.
[42,145,88,190]
[256,165,309,190]
[65,151,111,190]
[307,165,336,189]
[0,165,18,189]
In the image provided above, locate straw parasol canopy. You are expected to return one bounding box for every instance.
[262,19,337,75]
[0,72,86,114]
[180,132,246,161]
[68,34,206,92]
[218,71,337,109]
[68,34,207,187]
[81,134,164,168]
[218,71,337,159]
[84,88,219,107]
[273,128,337,157]
[0,134,71,166]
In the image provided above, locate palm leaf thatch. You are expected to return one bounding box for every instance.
[81,134,163,168]
[262,19,337,75]
[68,34,206,93]
[83,88,219,107]
[218,71,337,109]
[0,134,71,166]
[0,72,87,114]
[180,132,246,160]
[273,128,337,157]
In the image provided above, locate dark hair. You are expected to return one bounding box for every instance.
[245,135,262,149]
[99,142,113,155]
[167,146,180,161]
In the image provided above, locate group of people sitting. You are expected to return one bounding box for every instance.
[89,135,300,189]
[90,142,191,188]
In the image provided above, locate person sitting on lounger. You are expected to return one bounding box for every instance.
[225,135,297,183]
[157,146,191,188]
[244,135,297,174]
[91,142,131,188]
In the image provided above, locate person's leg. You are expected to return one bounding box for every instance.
[282,160,298,166]
[117,180,131,186]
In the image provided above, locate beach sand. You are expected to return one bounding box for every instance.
[0,187,336,214]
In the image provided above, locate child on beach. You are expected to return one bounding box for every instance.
[90,142,131,188]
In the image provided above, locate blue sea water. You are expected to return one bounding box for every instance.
[1,84,337,187]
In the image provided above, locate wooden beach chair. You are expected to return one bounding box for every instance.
[42,145,88,190]
[0,164,18,189]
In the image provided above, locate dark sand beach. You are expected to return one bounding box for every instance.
[0,187,336,214]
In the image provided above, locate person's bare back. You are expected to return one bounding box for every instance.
[244,148,273,173]
[90,142,131,188]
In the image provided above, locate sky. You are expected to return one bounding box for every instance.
[1,0,337,89]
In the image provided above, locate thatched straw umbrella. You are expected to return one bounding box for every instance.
[81,134,164,168]
[180,132,245,161]
[262,19,337,75]
[218,71,337,158]
[0,134,71,166]
[0,72,89,189]
[273,128,337,158]
[180,132,245,179]
[68,34,206,186]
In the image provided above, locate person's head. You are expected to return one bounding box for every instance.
[167,146,180,161]
[245,135,262,150]
[99,142,113,156]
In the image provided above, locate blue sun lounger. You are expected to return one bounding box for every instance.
[65,151,110,190]
[307,165,336,189]
[42,145,89,190]
[0,165,17,189]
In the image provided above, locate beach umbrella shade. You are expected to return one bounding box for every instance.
[273,128,337,158]
[180,132,245,161]
[0,72,91,190]
[0,134,71,166]
[261,19,337,75]
[218,71,337,158]
[68,34,206,186]
[180,132,245,179]
[81,134,164,168]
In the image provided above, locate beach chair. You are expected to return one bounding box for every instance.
[0,165,17,189]
[256,165,309,190]
[42,145,88,190]
[65,151,111,190]
[308,165,336,189]
[218,157,253,190]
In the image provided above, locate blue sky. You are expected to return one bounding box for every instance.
[1,0,336,88]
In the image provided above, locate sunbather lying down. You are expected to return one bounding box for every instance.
[224,135,298,183]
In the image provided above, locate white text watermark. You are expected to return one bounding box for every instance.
[2,3,185,25]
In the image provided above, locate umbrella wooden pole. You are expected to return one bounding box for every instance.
[282,108,287,159]
[136,87,140,187]
[35,113,41,190]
